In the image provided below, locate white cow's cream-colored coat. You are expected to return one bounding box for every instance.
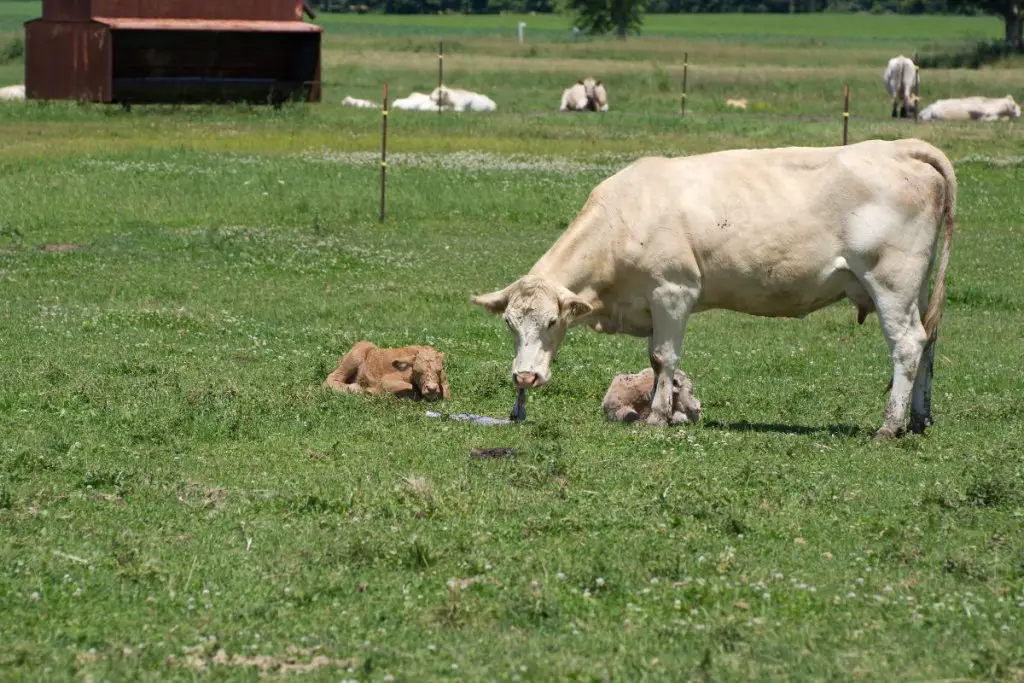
[919,95,1021,122]
[559,82,589,111]
[473,138,956,439]
[559,78,608,112]
[392,92,447,111]
[342,95,380,109]
[882,55,919,118]
[430,86,497,112]
[0,84,25,102]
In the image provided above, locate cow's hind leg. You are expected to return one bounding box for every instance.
[866,284,928,439]
[646,283,700,427]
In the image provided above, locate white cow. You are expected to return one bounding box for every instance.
[0,84,25,101]
[559,81,589,111]
[430,86,497,112]
[342,95,379,109]
[883,55,920,119]
[559,78,608,112]
[473,139,956,439]
[918,95,1021,122]
[391,92,446,111]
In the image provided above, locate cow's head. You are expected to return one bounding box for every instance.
[905,93,921,118]
[580,78,600,111]
[1005,95,1021,119]
[393,347,450,401]
[472,276,593,389]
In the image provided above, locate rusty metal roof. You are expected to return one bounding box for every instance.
[92,17,322,32]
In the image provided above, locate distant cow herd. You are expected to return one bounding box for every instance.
[881,54,1019,122]
[335,52,1020,124]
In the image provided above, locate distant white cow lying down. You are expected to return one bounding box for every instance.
[430,86,497,112]
[391,92,447,111]
[919,95,1021,122]
[342,95,379,109]
[0,84,25,101]
[559,78,608,112]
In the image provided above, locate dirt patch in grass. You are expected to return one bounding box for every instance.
[168,644,354,675]
[39,243,87,253]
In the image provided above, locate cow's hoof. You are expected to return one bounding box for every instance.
[909,416,931,435]
[873,426,903,440]
[670,411,693,425]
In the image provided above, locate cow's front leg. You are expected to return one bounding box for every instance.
[645,283,699,427]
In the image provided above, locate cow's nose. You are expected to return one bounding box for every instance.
[513,372,538,389]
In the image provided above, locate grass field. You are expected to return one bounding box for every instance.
[1,5,1024,682]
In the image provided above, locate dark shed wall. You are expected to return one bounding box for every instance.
[25,20,112,102]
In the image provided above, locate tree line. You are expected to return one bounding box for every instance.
[309,0,1022,49]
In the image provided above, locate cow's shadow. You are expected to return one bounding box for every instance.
[702,420,864,438]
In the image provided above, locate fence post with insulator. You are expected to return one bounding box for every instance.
[438,41,444,115]
[842,82,850,146]
[680,52,689,116]
[380,83,389,223]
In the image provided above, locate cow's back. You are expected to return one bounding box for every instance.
[586,139,949,317]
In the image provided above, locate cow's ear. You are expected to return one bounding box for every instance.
[576,79,584,85]
[595,80,602,86]
[472,285,511,315]
[559,292,593,323]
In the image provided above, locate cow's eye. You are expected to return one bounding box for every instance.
[504,318,513,330]
[546,318,557,329]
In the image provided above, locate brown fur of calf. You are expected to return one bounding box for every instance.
[323,340,450,401]
[602,368,702,425]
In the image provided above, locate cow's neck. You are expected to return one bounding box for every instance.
[528,205,611,306]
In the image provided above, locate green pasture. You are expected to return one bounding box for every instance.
[1,8,1023,682]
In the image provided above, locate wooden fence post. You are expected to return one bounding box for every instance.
[380,83,389,223]
[680,52,688,116]
[842,82,850,145]
[437,41,444,115]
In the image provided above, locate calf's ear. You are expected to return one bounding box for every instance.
[392,355,414,371]
[471,284,512,315]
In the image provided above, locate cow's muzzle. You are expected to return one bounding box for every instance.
[513,371,546,389]
[420,383,443,400]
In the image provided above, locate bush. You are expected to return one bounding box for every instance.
[0,36,24,65]
[918,39,1021,69]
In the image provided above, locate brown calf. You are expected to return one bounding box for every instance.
[324,341,450,401]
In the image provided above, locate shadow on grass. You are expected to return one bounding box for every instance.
[703,419,864,437]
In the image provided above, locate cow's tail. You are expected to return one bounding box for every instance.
[913,143,957,348]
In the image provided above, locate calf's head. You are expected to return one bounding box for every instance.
[472,276,593,389]
[392,347,450,401]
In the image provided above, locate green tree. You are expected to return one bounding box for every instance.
[948,0,1021,47]
[563,0,646,39]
